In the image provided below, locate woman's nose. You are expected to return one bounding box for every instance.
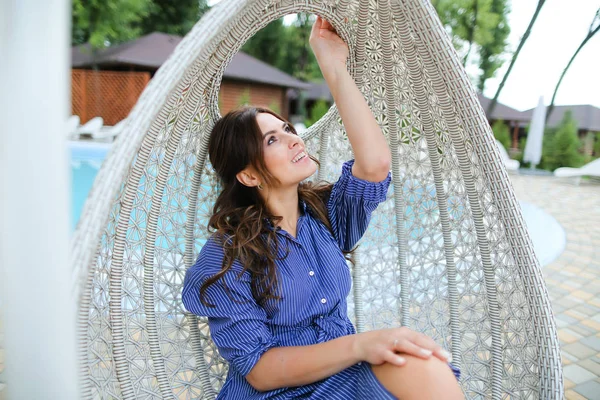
[288,136,300,148]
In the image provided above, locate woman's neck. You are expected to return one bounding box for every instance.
[264,186,301,237]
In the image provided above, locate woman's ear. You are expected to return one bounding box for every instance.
[236,167,261,188]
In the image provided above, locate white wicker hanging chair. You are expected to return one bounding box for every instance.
[71,0,563,398]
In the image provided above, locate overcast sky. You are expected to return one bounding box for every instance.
[481,0,599,111]
[207,0,600,111]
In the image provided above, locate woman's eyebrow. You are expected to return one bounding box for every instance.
[262,122,288,138]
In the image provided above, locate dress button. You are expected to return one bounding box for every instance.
[321,298,327,304]
[309,271,315,276]
[319,315,324,319]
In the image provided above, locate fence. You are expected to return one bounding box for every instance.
[72,69,150,126]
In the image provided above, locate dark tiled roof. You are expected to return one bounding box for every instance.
[304,81,333,102]
[476,94,529,122]
[522,104,600,131]
[72,32,309,89]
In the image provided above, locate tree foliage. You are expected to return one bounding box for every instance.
[540,111,584,171]
[72,0,152,48]
[72,0,209,48]
[242,19,287,70]
[305,100,330,127]
[491,120,511,150]
[431,0,510,90]
[137,0,210,37]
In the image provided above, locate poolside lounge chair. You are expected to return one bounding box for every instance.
[66,115,80,139]
[74,117,103,140]
[495,139,520,173]
[92,119,126,142]
[554,158,600,185]
[71,1,562,398]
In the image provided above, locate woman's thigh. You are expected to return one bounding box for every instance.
[371,355,463,400]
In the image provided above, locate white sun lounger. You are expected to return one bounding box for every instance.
[92,119,126,142]
[66,115,80,139]
[554,158,600,184]
[74,117,104,140]
[496,139,520,173]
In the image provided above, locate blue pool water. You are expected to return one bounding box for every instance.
[70,142,565,266]
[70,141,111,230]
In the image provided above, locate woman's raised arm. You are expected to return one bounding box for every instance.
[309,16,391,182]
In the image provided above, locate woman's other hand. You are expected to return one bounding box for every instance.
[352,327,452,367]
[309,16,349,76]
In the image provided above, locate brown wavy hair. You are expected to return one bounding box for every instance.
[200,106,334,307]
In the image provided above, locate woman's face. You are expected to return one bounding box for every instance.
[256,112,317,188]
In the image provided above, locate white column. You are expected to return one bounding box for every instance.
[0,0,78,399]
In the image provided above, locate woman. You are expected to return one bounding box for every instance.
[182,16,463,399]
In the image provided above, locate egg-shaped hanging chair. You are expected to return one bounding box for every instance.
[71,0,563,398]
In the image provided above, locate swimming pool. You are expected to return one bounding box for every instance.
[70,142,565,266]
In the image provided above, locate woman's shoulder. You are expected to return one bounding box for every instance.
[187,233,236,280]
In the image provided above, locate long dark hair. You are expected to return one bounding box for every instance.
[200,106,333,307]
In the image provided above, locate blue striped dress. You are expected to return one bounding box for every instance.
[182,160,458,399]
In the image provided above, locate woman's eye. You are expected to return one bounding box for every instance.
[267,136,276,145]
[284,125,294,134]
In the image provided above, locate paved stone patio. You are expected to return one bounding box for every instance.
[511,174,600,400]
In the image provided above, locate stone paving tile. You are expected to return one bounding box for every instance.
[509,175,600,398]
[571,324,597,337]
[564,342,598,360]
[579,359,600,376]
[563,364,597,384]
[581,336,600,352]
[566,389,590,399]
[573,380,600,400]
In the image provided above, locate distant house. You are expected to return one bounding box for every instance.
[71,32,309,125]
[522,104,600,155]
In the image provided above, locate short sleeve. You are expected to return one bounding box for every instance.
[181,237,278,377]
[327,160,391,251]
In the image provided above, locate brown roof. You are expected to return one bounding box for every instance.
[476,94,529,122]
[521,104,600,131]
[72,32,309,90]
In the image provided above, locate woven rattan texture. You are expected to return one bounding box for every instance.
[70,0,563,398]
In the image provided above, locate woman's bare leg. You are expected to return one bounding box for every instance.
[371,355,464,400]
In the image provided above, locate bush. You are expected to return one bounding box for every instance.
[594,132,600,157]
[305,99,330,127]
[540,110,584,171]
[491,120,511,150]
[237,88,251,107]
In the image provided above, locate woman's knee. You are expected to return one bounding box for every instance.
[371,355,463,399]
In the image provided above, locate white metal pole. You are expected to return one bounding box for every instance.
[0,0,78,399]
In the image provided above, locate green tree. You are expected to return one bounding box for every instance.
[477,0,510,91]
[277,14,322,81]
[305,100,330,127]
[72,0,152,48]
[594,132,600,156]
[541,111,584,171]
[491,120,511,150]
[137,0,210,37]
[242,18,286,69]
[432,0,509,89]
[237,88,251,107]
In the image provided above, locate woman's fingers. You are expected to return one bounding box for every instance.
[383,351,406,367]
[392,338,433,359]
[393,328,452,362]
